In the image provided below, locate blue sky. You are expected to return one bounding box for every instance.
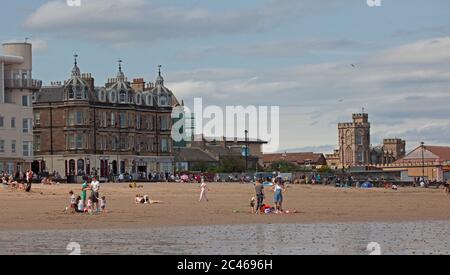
[1,0,450,152]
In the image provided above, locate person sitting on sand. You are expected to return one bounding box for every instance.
[86,199,93,214]
[129,182,144,189]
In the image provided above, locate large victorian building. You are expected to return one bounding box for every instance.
[33,57,178,181]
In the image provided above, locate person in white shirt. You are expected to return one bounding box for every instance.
[89,177,100,212]
[199,180,210,202]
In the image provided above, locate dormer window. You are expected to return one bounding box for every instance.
[159,94,168,106]
[136,94,142,105]
[68,87,75,99]
[146,94,153,106]
[109,91,117,103]
[119,90,127,103]
[75,86,83,100]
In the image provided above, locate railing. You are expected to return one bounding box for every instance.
[4,78,42,90]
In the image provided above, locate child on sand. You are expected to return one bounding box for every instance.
[67,191,77,213]
[199,180,209,202]
[77,196,84,213]
[86,199,93,214]
[250,197,256,214]
[100,196,107,213]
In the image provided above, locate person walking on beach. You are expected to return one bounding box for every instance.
[199,180,210,202]
[90,177,100,212]
[25,169,33,192]
[254,179,265,214]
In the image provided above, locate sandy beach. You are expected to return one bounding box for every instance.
[1,183,450,231]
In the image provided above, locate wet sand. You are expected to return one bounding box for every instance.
[1,183,450,231]
[1,222,449,255]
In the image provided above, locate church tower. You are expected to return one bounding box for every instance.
[338,113,371,167]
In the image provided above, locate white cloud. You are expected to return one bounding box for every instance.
[23,0,335,45]
[167,36,450,151]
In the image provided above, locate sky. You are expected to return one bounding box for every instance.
[1,0,450,153]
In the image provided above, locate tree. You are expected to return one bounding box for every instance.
[269,161,299,173]
[317,165,333,173]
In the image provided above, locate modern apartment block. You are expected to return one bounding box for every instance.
[0,42,41,174]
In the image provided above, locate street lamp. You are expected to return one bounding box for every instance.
[244,130,249,172]
[421,141,425,181]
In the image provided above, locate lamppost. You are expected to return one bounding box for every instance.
[245,130,249,172]
[421,141,425,181]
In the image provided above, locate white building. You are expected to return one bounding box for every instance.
[0,42,41,175]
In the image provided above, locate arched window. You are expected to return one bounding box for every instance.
[146,94,153,106]
[68,87,75,99]
[159,94,168,106]
[109,91,117,103]
[119,90,127,103]
[136,94,142,105]
[77,159,85,175]
[356,131,363,145]
[112,136,118,150]
[69,159,76,175]
[75,86,83,99]
[345,146,353,165]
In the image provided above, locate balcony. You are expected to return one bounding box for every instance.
[4,78,42,90]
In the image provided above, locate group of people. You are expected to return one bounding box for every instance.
[67,177,106,214]
[1,170,34,192]
[252,177,287,214]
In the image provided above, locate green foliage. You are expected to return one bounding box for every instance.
[317,165,333,173]
[269,161,299,173]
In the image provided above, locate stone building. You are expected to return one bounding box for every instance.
[338,113,371,167]
[33,57,178,181]
[326,113,406,168]
[370,139,406,165]
[0,42,41,175]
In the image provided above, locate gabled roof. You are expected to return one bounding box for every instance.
[35,87,64,103]
[204,145,242,157]
[395,145,450,164]
[174,147,218,163]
